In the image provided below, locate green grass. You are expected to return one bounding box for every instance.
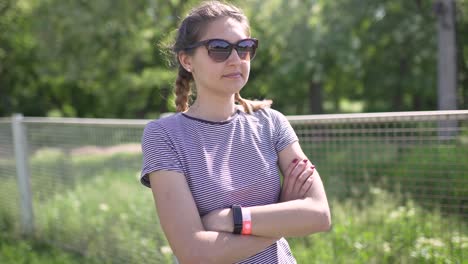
[289,188,467,263]
[0,232,93,264]
[1,144,467,263]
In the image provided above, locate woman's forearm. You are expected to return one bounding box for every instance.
[249,198,331,237]
[204,198,330,239]
[250,171,331,237]
[202,174,331,238]
[181,231,278,264]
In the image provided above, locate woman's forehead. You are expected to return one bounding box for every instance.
[200,17,249,42]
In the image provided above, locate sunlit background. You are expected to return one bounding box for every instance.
[1,0,467,263]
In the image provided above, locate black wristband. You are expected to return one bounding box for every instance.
[232,205,243,234]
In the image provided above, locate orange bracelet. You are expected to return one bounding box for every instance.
[241,207,252,235]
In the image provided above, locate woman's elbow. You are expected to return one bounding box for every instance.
[175,236,219,264]
[320,206,332,232]
[177,248,211,264]
[306,201,332,233]
[178,255,211,264]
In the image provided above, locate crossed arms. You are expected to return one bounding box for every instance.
[148,141,331,264]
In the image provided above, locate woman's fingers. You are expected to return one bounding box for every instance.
[289,159,309,193]
[282,158,299,195]
[298,166,316,197]
[281,158,316,201]
[284,158,299,177]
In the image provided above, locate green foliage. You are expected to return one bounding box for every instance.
[30,152,172,263]
[289,187,467,263]
[35,172,170,263]
[28,147,142,200]
[0,0,197,118]
[1,147,467,263]
[298,134,468,217]
[1,0,467,117]
[0,232,93,264]
[245,0,444,114]
[0,0,41,116]
[393,143,468,214]
[0,158,20,233]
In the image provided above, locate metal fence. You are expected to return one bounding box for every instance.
[0,111,467,263]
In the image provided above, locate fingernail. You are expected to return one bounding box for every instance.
[303,159,308,163]
[292,158,298,163]
[310,166,315,170]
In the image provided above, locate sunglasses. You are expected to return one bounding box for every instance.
[184,38,258,63]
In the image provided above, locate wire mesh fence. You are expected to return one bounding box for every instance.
[0,110,467,263]
[0,119,20,233]
[288,111,468,215]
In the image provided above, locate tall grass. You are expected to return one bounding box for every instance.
[0,145,467,263]
[0,232,93,264]
[290,187,467,263]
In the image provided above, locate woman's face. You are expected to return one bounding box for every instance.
[183,17,251,98]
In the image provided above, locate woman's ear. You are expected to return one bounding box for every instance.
[178,51,193,72]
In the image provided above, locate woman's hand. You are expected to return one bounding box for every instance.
[280,159,316,202]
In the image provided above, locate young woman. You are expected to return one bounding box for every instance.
[140,1,331,263]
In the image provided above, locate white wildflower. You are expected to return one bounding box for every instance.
[406,208,415,217]
[354,242,364,250]
[99,203,109,212]
[451,235,468,249]
[389,207,405,219]
[140,238,149,246]
[389,206,415,220]
[415,237,445,248]
[383,242,391,253]
[370,187,382,195]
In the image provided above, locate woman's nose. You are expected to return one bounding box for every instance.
[226,48,242,64]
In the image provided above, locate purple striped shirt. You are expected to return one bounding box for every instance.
[141,107,298,263]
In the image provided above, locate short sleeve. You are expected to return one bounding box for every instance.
[271,109,299,152]
[140,122,183,188]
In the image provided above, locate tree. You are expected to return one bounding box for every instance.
[0,0,41,116]
[1,0,199,118]
[245,0,445,114]
[1,0,466,118]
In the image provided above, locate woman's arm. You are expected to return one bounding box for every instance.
[202,141,331,238]
[148,170,279,264]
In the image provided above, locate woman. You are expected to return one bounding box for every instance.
[140,1,331,263]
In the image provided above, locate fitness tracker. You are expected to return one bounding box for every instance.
[232,204,243,234]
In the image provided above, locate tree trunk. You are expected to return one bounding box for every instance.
[412,93,422,111]
[393,58,407,111]
[434,0,458,139]
[435,0,457,110]
[309,80,323,114]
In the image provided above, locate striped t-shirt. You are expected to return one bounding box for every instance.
[141,107,299,263]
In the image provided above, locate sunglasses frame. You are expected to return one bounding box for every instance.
[184,38,259,62]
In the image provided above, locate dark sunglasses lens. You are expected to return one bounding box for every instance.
[237,39,257,60]
[207,40,231,62]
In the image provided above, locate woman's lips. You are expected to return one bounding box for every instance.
[223,72,242,78]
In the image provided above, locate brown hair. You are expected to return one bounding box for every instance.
[171,1,272,113]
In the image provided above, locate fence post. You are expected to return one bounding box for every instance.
[12,113,34,236]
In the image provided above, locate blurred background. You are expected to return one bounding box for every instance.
[0,0,467,119]
[1,0,468,264]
